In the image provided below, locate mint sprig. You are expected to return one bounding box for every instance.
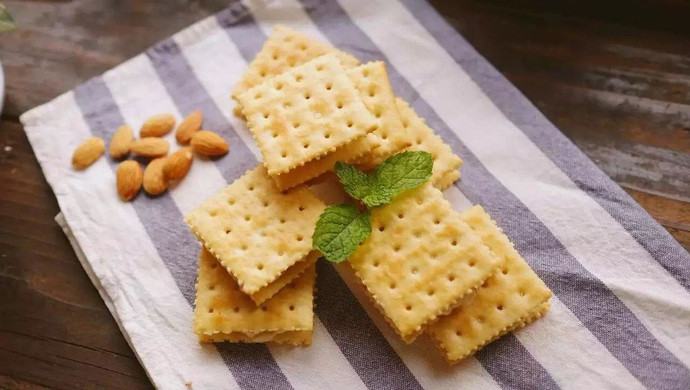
[313,151,433,262]
[312,204,371,263]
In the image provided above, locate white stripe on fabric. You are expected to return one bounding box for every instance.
[242,1,647,388]
[337,0,690,365]
[447,188,644,389]
[172,17,260,160]
[22,91,239,390]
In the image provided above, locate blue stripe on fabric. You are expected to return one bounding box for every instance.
[73,77,293,390]
[400,0,690,291]
[300,0,690,388]
[316,260,424,390]
[476,334,559,390]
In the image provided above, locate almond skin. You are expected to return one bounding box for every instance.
[191,131,229,156]
[140,113,176,138]
[109,125,134,159]
[143,157,168,195]
[175,110,203,144]
[130,138,170,158]
[72,137,105,169]
[116,160,143,201]
[163,147,194,181]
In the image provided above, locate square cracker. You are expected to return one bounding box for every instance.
[348,62,410,167]
[194,249,315,345]
[272,136,374,191]
[185,166,325,300]
[249,251,319,304]
[271,61,403,191]
[427,205,552,364]
[348,184,500,343]
[238,54,378,176]
[232,25,360,102]
[395,98,463,190]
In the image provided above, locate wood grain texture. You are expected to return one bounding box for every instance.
[428,0,690,201]
[0,1,688,389]
[0,121,153,389]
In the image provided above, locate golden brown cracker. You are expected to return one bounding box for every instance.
[185,166,325,298]
[232,25,359,101]
[238,54,378,176]
[395,98,462,190]
[427,205,552,364]
[194,248,315,344]
[348,62,410,167]
[348,184,501,343]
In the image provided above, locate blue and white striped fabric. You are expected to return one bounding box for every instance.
[21,1,690,388]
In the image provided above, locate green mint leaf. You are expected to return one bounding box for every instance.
[0,4,16,32]
[361,190,393,209]
[312,204,371,263]
[334,161,371,200]
[363,151,433,208]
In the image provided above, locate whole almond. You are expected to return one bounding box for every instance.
[163,147,194,181]
[109,125,134,159]
[116,160,143,201]
[175,110,203,144]
[143,157,168,195]
[140,113,176,138]
[191,131,229,156]
[130,138,170,158]
[72,137,105,169]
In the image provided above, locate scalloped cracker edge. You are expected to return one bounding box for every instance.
[238,54,377,175]
[393,97,462,189]
[348,184,501,343]
[269,60,407,191]
[185,165,325,298]
[194,248,315,344]
[427,205,552,364]
[232,25,359,101]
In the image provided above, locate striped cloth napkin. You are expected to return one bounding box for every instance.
[21,1,690,389]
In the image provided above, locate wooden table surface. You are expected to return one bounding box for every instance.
[1,1,688,389]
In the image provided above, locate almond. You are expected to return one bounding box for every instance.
[163,147,194,181]
[191,131,229,156]
[143,157,168,195]
[131,138,170,158]
[72,137,105,169]
[109,125,134,159]
[116,160,143,201]
[175,110,203,144]
[140,113,176,138]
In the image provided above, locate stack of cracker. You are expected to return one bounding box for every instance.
[232,25,462,192]
[184,25,551,363]
[186,166,325,345]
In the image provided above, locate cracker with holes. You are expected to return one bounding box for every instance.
[348,62,410,167]
[427,205,552,363]
[194,249,315,345]
[393,98,463,190]
[185,166,325,304]
[232,25,359,104]
[272,139,374,191]
[348,184,501,343]
[237,54,378,176]
[271,61,403,191]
